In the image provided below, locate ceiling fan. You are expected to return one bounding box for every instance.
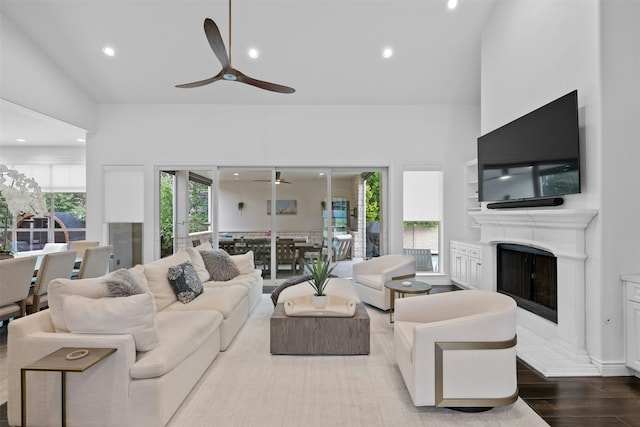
[175,0,295,94]
[254,171,291,184]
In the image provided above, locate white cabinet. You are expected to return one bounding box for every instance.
[623,275,640,374]
[450,241,482,289]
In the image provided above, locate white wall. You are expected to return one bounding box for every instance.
[87,103,479,264]
[218,177,352,233]
[481,0,640,374]
[0,12,96,132]
[599,0,640,365]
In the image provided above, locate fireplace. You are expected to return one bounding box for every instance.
[469,209,599,376]
[497,243,557,323]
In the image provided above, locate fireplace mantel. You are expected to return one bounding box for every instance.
[470,209,598,231]
[468,208,600,376]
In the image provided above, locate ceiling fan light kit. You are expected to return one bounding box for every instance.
[176,0,295,94]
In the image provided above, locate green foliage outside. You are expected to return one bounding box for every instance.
[159,173,210,257]
[160,172,174,256]
[404,221,439,229]
[365,172,380,222]
[0,194,10,250]
[188,181,209,233]
[52,193,86,221]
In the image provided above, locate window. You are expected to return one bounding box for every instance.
[402,170,442,273]
[1,164,86,253]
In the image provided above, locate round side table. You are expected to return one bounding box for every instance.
[384,278,432,323]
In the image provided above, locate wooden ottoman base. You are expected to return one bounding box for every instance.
[270,303,370,355]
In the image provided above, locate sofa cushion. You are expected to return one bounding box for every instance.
[48,265,149,332]
[167,261,203,304]
[164,286,247,318]
[144,251,190,311]
[200,249,240,281]
[356,274,384,291]
[184,247,210,283]
[130,310,223,380]
[63,293,160,352]
[230,251,255,275]
[194,240,213,251]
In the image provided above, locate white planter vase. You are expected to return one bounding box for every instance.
[312,295,327,309]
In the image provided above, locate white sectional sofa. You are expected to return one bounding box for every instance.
[7,244,263,427]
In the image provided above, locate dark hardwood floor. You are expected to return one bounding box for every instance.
[518,359,640,427]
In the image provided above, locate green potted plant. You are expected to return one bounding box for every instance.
[304,256,336,308]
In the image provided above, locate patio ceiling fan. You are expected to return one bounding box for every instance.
[254,171,291,184]
[175,0,295,94]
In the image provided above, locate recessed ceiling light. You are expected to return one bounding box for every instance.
[102,46,116,57]
[447,0,458,10]
[77,138,86,142]
[248,48,259,59]
[233,173,239,176]
[16,138,26,142]
[382,48,393,59]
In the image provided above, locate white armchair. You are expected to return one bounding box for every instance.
[352,254,415,310]
[393,290,518,409]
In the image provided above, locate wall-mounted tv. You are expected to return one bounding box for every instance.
[477,90,580,207]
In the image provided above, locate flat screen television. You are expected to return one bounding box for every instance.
[477,90,580,206]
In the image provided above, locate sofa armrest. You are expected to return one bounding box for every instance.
[8,326,138,426]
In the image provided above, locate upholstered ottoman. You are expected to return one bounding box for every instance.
[270,278,370,355]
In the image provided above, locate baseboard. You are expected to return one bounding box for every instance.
[590,357,636,377]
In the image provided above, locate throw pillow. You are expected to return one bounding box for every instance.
[143,250,190,310]
[48,276,111,332]
[63,293,160,352]
[229,251,255,275]
[104,268,145,297]
[194,240,213,251]
[200,249,240,281]
[184,247,211,283]
[167,260,203,304]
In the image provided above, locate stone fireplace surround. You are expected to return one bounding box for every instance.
[470,209,599,376]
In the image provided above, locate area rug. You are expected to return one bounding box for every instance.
[167,295,548,427]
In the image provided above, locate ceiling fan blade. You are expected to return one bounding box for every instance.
[175,71,224,88]
[204,18,231,70]
[234,70,295,94]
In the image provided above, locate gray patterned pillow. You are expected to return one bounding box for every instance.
[167,261,203,304]
[199,249,240,281]
[104,268,145,297]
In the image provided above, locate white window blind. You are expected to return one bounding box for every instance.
[7,164,86,192]
[403,170,442,221]
[103,166,144,222]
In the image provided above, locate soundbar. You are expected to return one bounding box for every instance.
[487,197,564,209]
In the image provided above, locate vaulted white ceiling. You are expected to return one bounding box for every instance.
[0,0,498,145]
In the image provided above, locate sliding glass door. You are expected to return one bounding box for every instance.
[157,166,385,287]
